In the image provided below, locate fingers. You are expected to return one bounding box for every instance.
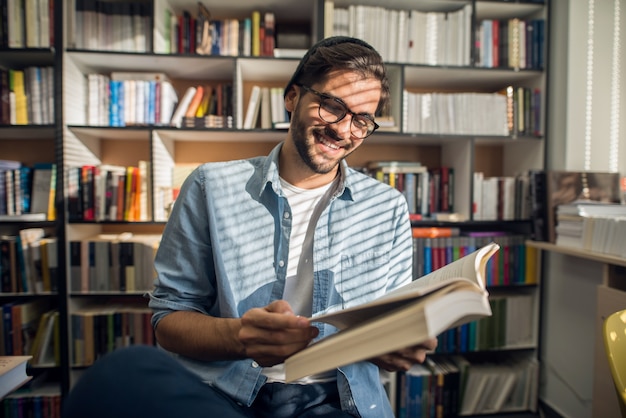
[238,300,320,367]
[369,338,440,372]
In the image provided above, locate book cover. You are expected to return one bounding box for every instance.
[0,355,32,399]
[284,242,499,382]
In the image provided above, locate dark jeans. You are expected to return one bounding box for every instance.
[62,345,357,418]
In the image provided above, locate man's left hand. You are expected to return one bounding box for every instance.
[368,338,438,372]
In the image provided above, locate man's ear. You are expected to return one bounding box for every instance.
[284,85,299,113]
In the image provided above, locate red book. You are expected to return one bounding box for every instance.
[81,165,96,221]
[184,85,204,118]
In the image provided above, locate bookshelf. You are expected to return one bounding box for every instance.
[0,0,67,413]
[2,0,549,416]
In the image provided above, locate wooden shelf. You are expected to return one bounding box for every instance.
[526,240,626,267]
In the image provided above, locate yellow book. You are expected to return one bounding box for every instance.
[10,70,28,125]
[123,166,135,221]
[46,164,57,221]
[251,11,261,57]
[524,245,539,284]
[195,86,212,117]
[39,239,51,292]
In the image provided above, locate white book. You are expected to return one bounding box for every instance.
[260,87,271,129]
[169,86,197,128]
[396,10,408,63]
[270,87,286,125]
[243,85,262,129]
[473,172,484,220]
[38,0,50,48]
[159,80,178,125]
[25,0,40,47]
[481,177,499,221]
[324,0,334,38]
[7,0,24,48]
[0,356,33,399]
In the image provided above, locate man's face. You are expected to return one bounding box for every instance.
[288,70,382,175]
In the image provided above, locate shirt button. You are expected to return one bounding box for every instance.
[251,361,259,368]
[278,260,285,267]
[284,212,290,219]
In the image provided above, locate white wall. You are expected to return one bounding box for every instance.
[541,0,626,417]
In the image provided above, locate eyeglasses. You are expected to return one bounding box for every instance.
[298,84,379,139]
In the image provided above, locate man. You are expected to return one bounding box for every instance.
[62,36,437,418]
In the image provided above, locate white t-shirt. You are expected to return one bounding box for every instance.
[262,177,336,383]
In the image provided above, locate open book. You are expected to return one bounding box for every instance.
[284,242,500,382]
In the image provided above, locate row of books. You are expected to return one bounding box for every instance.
[502,86,542,137]
[435,292,536,355]
[88,71,234,129]
[87,72,178,127]
[67,162,152,223]
[402,87,541,137]
[0,67,55,126]
[555,201,626,257]
[0,161,56,220]
[325,2,472,66]
[172,83,234,129]
[476,18,546,70]
[1,0,53,48]
[70,305,154,367]
[69,0,152,52]
[69,234,161,293]
[363,161,454,217]
[155,3,276,57]
[0,299,58,365]
[2,384,61,418]
[397,353,538,417]
[1,229,58,295]
[412,234,539,286]
[473,172,532,222]
[243,85,289,130]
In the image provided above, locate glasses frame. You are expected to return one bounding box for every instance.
[297,84,380,139]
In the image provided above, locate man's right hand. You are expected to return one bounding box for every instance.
[238,300,319,367]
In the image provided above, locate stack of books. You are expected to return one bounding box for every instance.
[555,201,626,256]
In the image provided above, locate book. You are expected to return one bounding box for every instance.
[0,356,32,399]
[29,163,55,217]
[546,171,621,243]
[284,242,499,382]
[243,85,262,129]
[169,86,197,128]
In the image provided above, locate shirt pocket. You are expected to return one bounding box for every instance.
[338,251,391,305]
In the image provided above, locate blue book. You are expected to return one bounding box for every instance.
[147,80,156,124]
[423,238,432,274]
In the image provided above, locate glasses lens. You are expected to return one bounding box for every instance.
[318,98,345,123]
[318,98,374,139]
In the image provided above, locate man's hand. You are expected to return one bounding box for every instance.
[369,338,438,372]
[239,300,319,367]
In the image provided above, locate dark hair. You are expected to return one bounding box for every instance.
[284,36,390,115]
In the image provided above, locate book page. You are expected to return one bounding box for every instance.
[311,242,499,328]
[404,241,499,291]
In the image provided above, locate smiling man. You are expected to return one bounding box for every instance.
[62,36,437,418]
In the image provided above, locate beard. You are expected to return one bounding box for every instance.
[289,112,357,175]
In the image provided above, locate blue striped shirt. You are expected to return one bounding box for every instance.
[148,142,413,417]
